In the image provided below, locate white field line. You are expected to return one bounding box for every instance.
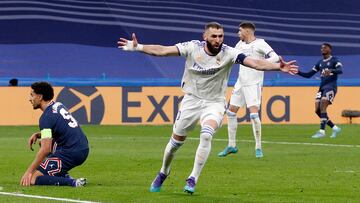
[199,137,360,148]
[334,170,355,173]
[91,136,360,148]
[0,191,100,203]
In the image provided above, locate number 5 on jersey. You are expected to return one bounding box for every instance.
[59,108,78,128]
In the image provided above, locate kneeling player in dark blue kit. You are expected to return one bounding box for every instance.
[297,43,342,138]
[21,82,89,187]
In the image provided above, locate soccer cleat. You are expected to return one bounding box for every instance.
[149,172,167,192]
[184,176,196,194]
[73,178,87,187]
[255,148,263,158]
[330,127,341,138]
[218,146,238,157]
[311,131,326,138]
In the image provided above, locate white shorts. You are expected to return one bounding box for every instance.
[229,82,262,108]
[173,94,226,136]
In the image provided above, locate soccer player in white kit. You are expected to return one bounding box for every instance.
[218,22,280,158]
[118,22,298,194]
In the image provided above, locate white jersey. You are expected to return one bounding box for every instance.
[235,38,274,86]
[176,40,243,101]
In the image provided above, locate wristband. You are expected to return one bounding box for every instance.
[136,43,143,51]
[124,41,143,51]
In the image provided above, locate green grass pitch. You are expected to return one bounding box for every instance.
[0,124,359,202]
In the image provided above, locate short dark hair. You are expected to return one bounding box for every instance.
[205,22,223,30]
[322,43,332,50]
[9,78,18,86]
[31,81,54,101]
[239,21,256,31]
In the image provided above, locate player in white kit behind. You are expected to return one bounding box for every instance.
[218,22,279,158]
[118,22,298,194]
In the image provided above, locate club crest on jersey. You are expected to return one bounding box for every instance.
[216,56,221,65]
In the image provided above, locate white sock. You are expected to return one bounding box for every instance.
[227,110,237,147]
[190,125,214,181]
[160,136,184,175]
[319,129,325,135]
[332,125,339,130]
[250,113,261,149]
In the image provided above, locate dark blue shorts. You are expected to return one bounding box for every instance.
[315,88,337,103]
[37,148,89,177]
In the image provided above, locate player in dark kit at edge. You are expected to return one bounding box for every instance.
[297,43,342,138]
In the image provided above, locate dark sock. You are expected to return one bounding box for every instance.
[327,119,335,128]
[320,113,328,130]
[35,176,74,186]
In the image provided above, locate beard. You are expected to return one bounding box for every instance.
[32,103,40,109]
[206,41,223,55]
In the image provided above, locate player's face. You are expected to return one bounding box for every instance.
[238,27,253,41]
[321,45,331,56]
[204,27,224,54]
[29,90,42,109]
[238,27,246,40]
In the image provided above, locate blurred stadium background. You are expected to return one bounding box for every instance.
[1,0,360,86]
[0,0,359,202]
[1,0,360,125]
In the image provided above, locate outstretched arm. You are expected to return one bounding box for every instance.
[117,33,179,56]
[242,55,298,75]
[298,69,317,78]
[265,51,280,63]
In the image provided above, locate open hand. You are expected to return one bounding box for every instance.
[20,171,33,186]
[117,33,139,51]
[279,56,299,75]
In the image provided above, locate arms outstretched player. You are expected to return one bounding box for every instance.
[118,22,298,194]
[297,43,342,138]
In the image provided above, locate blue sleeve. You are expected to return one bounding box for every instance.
[332,59,343,75]
[298,61,320,78]
[39,112,55,130]
[297,69,317,78]
[235,53,247,64]
[313,61,320,72]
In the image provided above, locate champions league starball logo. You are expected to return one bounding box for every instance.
[56,87,105,124]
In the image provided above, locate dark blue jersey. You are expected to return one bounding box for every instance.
[39,102,88,151]
[298,56,343,90]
